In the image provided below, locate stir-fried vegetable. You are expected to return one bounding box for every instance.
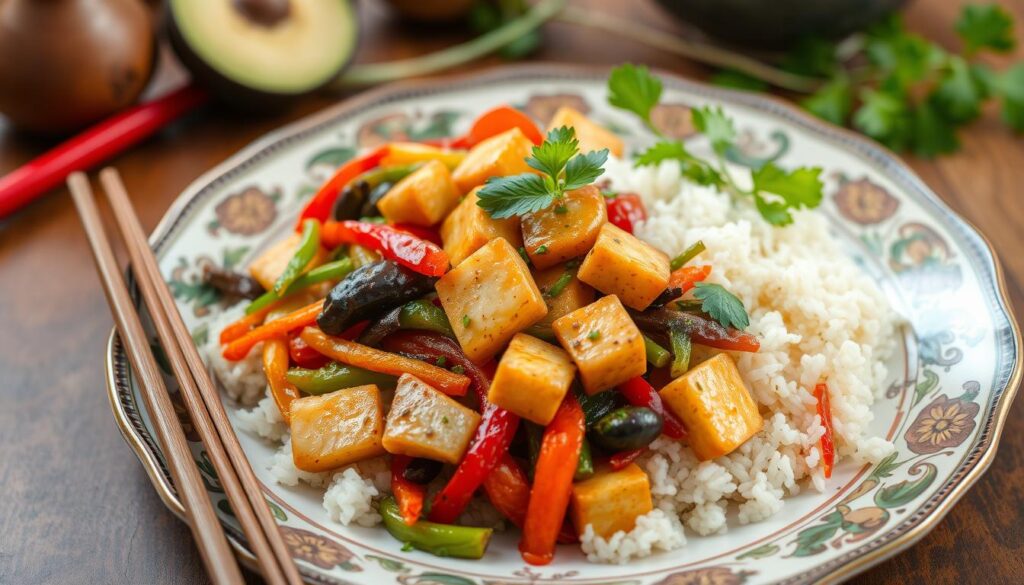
[246,258,354,315]
[222,299,325,360]
[317,260,436,336]
[617,376,687,440]
[402,458,443,485]
[605,192,647,234]
[285,361,397,395]
[630,307,761,353]
[669,326,692,378]
[669,240,706,271]
[398,299,454,337]
[219,304,274,345]
[378,160,461,227]
[332,164,422,221]
[201,265,263,302]
[608,448,646,471]
[463,105,543,148]
[643,334,671,368]
[815,382,836,478]
[575,439,595,480]
[263,337,301,422]
[590,406,663,452]
[577,388,621,427]
[298,145,389,227]
[322,220,450,277]
[391,455,427,526]
[274,219,321,294]
[288,335,330,369]
[380,497,493,559]
[481,453,579,544]
[301,327,470,396]
[520,393,585,566]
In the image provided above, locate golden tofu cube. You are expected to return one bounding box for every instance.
[377,160,461,226]
[552,295,646,394]
[290,385,386,472]
[436,238,548,363]
[382,374,481,464]
[577,223,670,311]
[381,142,466,169]
[488,333,577,425]
[451,127,536,193]
[248,233,327,291]
[522,184,607,270]
[549,106,624,157]
[440,188,523,266]
[532,264,596,328]
[571,463,652,538]
[658,353,763,461]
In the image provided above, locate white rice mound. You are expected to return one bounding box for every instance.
[207,156,900,565]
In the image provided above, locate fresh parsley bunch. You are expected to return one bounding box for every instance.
[476,126,609,218]
[715,4,1023,157]
[609,64,825,226]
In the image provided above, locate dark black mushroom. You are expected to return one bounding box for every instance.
[402,458,444,485]
[356,306,402,347]
[359,181,394,218]
[590,406,663,451]
[317,260,436,335]
[331,179,372,221]
[202,265,264,301]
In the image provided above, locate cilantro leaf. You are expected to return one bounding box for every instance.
[634,141,726,188]
[750,163,824,226]
[801,77,853,125]
[853,88,912,151]
[608,64,663,128]
[866,17,945,93]
[993,63,1024,132]
[693,283,749,330]
[933,56,984,122]
[476,174,553,219]
[563,148,609,190]
[781,37,840,77]
[528,126,579,177]
[691,106,736,156]
[956,4,1016,54]
[911,99,960,157]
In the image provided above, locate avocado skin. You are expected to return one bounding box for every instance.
[164,0,359,112]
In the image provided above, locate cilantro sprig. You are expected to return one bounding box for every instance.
[610,64,823,226]
[476,126,608,219]
[693,283,750,331]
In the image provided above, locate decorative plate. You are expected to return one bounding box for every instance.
[105,64,1021,585]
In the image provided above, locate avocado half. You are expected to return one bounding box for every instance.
[167,0,358,110]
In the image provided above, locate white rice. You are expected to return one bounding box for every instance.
[203,304,266,406]
[209,156,899,565]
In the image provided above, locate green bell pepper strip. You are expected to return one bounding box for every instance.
[669,240,706,271]
[380,497,492,559]
[273,219,321,295]
[643,334,671,368]
[286,361,397,395]
[574,439,594,480]
[669,326,692,378]
[245,258,354,315]
[349,244,381,268]
[544,270,573,298]
[524,324,557,342]
[398,300,455,337]
[358,163,421,189]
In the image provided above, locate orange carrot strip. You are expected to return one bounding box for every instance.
[262,337,301,423]
[218,303,274,345]
[221,299,325,361]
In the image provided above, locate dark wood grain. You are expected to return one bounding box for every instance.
[1,1,1021,583]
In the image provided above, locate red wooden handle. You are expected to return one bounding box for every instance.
[0,84,209,219]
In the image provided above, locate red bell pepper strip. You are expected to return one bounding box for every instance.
[606,193,647,234]
[297,146,389,228]
[381,332,519,524]
[322,220,449,277]
[519,394,585,566]
[391,456,427,525]
[482,453,578,544]
[609,448,646,471]
[464,105,543,147]
[668,264,712,292]
[618,376,687,440]
[687,316,761,353]
[288,334,331,369]
[394,222,443,246]
[222,299,325,361]
[814,382,836,479]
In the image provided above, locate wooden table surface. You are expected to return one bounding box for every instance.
[2,1,1022,583]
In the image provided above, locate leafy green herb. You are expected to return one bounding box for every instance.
[554,204,568,214]
[956,4,1016,54]
[435,356,447,367]
[442,416,449,424]
[451,365,466,375]
[750,164,825,226]
[462,315,471,328]
[545,270,574,298]
[607,63,662,131]
[693,282,750,330]
[587,330,601,340]
[477,126,608,219]
[535,245,549,255]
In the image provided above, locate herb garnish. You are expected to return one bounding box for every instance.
[608,64,824,226]
[693,282,750,330]
[477,126,608,219]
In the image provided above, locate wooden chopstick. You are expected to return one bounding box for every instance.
[98,168,304,585]
[68,173,244,585]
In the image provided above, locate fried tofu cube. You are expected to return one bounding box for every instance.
[488,333,576,424]
[436,238,548,363]
[522,184,608,270]
[382,374,481,464]
[248,233,327,291]
[377,160,461,226]
[451,127,536,192]
[381,142,466,169]
[440,188,523,266]
[532,264,596,328]
[552,295,646,394]
[549,106,624,157]
[577,223,670,310]
[290,385,386,472]
[658,353,763,461]
[570,463,652,538]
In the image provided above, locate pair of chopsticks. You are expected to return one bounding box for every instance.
[69,169,303,585]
